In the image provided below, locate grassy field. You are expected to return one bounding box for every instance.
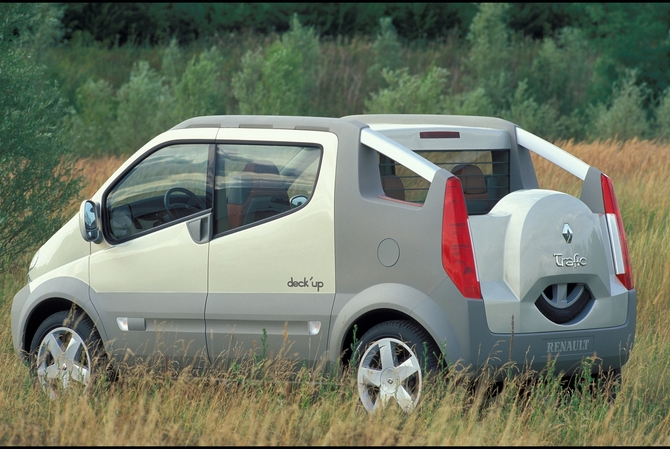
[1,139,669,445]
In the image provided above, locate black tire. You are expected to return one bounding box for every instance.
[534,283,592,324]
[29,310,110,399]
[354,320,440,413]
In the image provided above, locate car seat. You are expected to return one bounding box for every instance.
[451,164,492,214]
[227,160,290,228]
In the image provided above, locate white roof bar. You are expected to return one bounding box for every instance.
[516,127,590,181]
[360,128,440,182]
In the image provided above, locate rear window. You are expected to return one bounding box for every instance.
[379,149,510,214]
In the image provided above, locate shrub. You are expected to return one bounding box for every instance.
[173,46,227,121]
[654,88,670,141]
[590,68,651,141]
[232,14,320,115]
[161,38,184,86]
[112,60,176,154]
[364,66,449,114]
[67,78,117,156]
[368,17,403,81]
[0,3,82,270]
[442,87,495,117]
[465,2,512,111]
[527,27,595,119]
[501,79,564,141]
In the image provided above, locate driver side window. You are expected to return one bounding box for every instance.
[104,144,211,242]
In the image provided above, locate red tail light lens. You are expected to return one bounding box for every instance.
[442,176,482,299]
[601,174,634,290]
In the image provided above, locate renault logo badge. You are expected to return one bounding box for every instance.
[562,223,573,243]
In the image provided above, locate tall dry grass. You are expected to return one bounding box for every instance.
[2,139,670,445]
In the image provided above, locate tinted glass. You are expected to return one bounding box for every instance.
[213,144,321,234]
[105,144,210,241]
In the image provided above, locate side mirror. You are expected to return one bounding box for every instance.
[79,200,103,243]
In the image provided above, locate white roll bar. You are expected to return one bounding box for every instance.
[516,127,590,180]
[360,128,440,182]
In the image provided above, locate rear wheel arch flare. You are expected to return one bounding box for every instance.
[340,309,440,367]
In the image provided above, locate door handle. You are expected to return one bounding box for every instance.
[187,213,213,244]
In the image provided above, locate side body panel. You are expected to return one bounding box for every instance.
[328,127,457,362]
[90,218,209,365]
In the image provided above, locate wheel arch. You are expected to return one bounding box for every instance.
[339,308,427,366]
[330,283,465,368]
[18,277,106,359]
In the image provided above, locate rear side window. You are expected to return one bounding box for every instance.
[379,149,510,214]
[213,143,322,235]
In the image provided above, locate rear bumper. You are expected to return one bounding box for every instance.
[463,289,636,379]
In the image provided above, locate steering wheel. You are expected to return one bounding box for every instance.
[164,187,206,220]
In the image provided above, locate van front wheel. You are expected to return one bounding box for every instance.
[29,310,108,399]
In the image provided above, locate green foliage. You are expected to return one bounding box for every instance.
[280,14,320,101]
[68,78,117,156]
[368,17,402,81]
[0,3,82,270]
[113,61,176,154]
[19,3,66,56]
[527,27,595,119]
[507,3,583,40]
[465,2,513,112]
[501,80,564,141]
[173,46,227,120]
[579,3,670,103]
[161,38,183,86]
[232,14,319,115]
[46,1,670,151]
[590,69,651,142]
[231,47,268,114]
[65,40,232,156]
[364,66,449,114]
[654,88,670,141]
[59,3,479,46]
[443,88,496,117]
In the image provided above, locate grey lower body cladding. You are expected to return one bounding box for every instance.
[459,291,636,380]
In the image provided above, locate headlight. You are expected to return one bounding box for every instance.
[29,249,40,271]
[27,249,40,282]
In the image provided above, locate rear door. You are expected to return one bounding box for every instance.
[205,128,337,367]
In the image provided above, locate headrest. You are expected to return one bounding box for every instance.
[452,164,487,195]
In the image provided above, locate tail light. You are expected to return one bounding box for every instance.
[442,176,482,299]
[601,174,634,290]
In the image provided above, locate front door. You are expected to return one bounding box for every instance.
[90,142,213,368]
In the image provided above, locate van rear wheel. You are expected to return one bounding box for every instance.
[354,320,440,413]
